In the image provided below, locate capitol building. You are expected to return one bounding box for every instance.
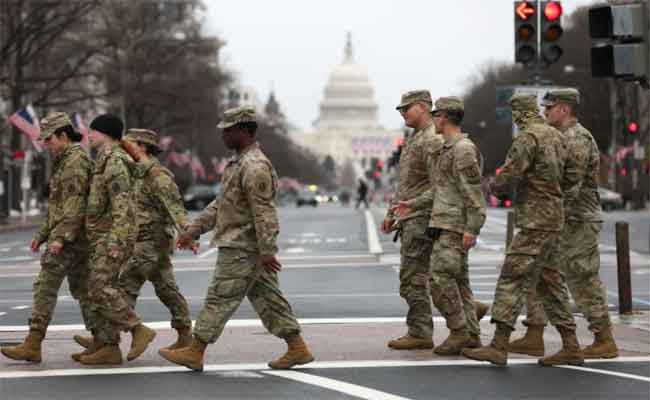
[290,34,402,173]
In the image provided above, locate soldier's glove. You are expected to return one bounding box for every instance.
[176,231,195,250]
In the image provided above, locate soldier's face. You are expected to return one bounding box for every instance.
[222,126,241,149]
[89,128,106,149]
[432,111,446,133]
[400,102,426,128]
[43,134,65,155]
[543,103,564,128]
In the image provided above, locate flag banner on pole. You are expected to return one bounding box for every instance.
[190,155,206,179]
[159,136,174,151]
[8,105,42,152]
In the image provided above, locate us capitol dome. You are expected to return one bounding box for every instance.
[291,33,401,173]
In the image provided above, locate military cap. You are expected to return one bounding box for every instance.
[40,112,73,140]
[395,90,432,110]
[124,128,160,151]
[217,106,257,129]
[432,96,464,113]
[509,93,539,113]
[542,88,580,107]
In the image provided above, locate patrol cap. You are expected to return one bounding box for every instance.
[542,88,580,107]
[217,106,257,129]
[124,128,160,151]
[432,96,464,114]
[40,112,73,140]
[395,90,432,110]
[509,93,539,113]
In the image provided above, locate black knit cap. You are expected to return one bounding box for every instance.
[89,113,124,140]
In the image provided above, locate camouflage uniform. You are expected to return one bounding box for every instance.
[119,129,191,331]
[186,108,300,344]
[428,97,486,338]
[522,90,611,333]
[86,142,139,345]
[489,94,576,332]
[389,90,444,340]
[29,113,93,335]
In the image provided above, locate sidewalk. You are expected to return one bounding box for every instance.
[0,314,648,373]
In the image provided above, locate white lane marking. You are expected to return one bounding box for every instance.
[634,269,650,275]
[288,239,297,244]
[300,233,319,237]
[557,365,650,383]
[10,305,29,310]
[0,356,647,380]
[264,370,413,400]
[286,247,307,254]
[0,312,6,316]
[198,248,218,259]
[471,274,500,280]
[0,248,11,253]
[365,209,383,255]
[0,256,35,263]
[0,316,531,333]
[472,282,497,287]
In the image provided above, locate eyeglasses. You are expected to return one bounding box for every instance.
[399,104,412,115]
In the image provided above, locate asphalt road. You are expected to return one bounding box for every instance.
[0,204,648,400]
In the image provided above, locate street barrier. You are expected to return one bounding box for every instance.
[615,222,633,314]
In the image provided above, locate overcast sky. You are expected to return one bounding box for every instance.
[204,0,597,130]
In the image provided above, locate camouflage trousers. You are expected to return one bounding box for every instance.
[193,248,301,344]
[398,217,433,339]
[521,222,611,333]
[429,231,480,337]
[29,242,91,335]
[119,231,191,330]
[491,229,576,331]
[87,238,140,344]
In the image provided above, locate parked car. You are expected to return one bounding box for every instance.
[184,184,218,210]
[598,187,624,211]
[296,190,318,207]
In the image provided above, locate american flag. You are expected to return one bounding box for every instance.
[8,106,42,152]
[71,112,89,149]
[159,136,174,151]
[190,155,206,179]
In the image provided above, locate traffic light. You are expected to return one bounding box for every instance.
[589,3,649,83]
[628,121,638,134]
[514,1,538,66]
[540,1,563,65]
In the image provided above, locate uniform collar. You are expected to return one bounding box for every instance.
[232,142,259,163]
[443,133,466,148]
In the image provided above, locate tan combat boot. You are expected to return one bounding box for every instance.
[434,329,470,356]
[73,334,93,349]
[583,327,618,359]
[462,323,511,366]
[1,330,44,363]
[465,333,482,349]
[159,337,207,371]
[127,324,157,361]
[475,301,489,321]
[268,334,315,369]
[78,344,122,365]
[387,335,434,350]
[161,328,193,352]
[508,324,545,356]
[71,337,102,362]
[538,327,584,366]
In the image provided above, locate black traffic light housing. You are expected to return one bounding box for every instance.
[540,1,564,66]
[514,1,538,66]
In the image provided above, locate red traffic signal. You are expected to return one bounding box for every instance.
[628,122,638,133]
[544,2,562,21]
[13,150,25,160]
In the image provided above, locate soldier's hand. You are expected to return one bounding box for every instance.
[109,249,121,259]
[190,240,200,255]
[462,233,477,251]
[48,240,63,255]
[260,255,282,274]
[121,138,147,162]
[392,201,412,219]
[176,232,195,250]
[30,239,41,253]
[381,217,396,234]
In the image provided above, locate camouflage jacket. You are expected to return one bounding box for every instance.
[86,143,136,249]
[492,116,566,232]
[134,157,188,237]
[429,134,486,235]
[187,143,280,255]
[388,121,443,221]
[560,121,602,222]
[35,144,93,245]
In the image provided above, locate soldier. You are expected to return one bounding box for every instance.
[77,114,155,365]
[111,129,192,351]
[462,94,583,367]
[425,97,487,355]
[159,106,314,372]
[508,89,618,359]
[386,90,487,350]
[1,113,92,363]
